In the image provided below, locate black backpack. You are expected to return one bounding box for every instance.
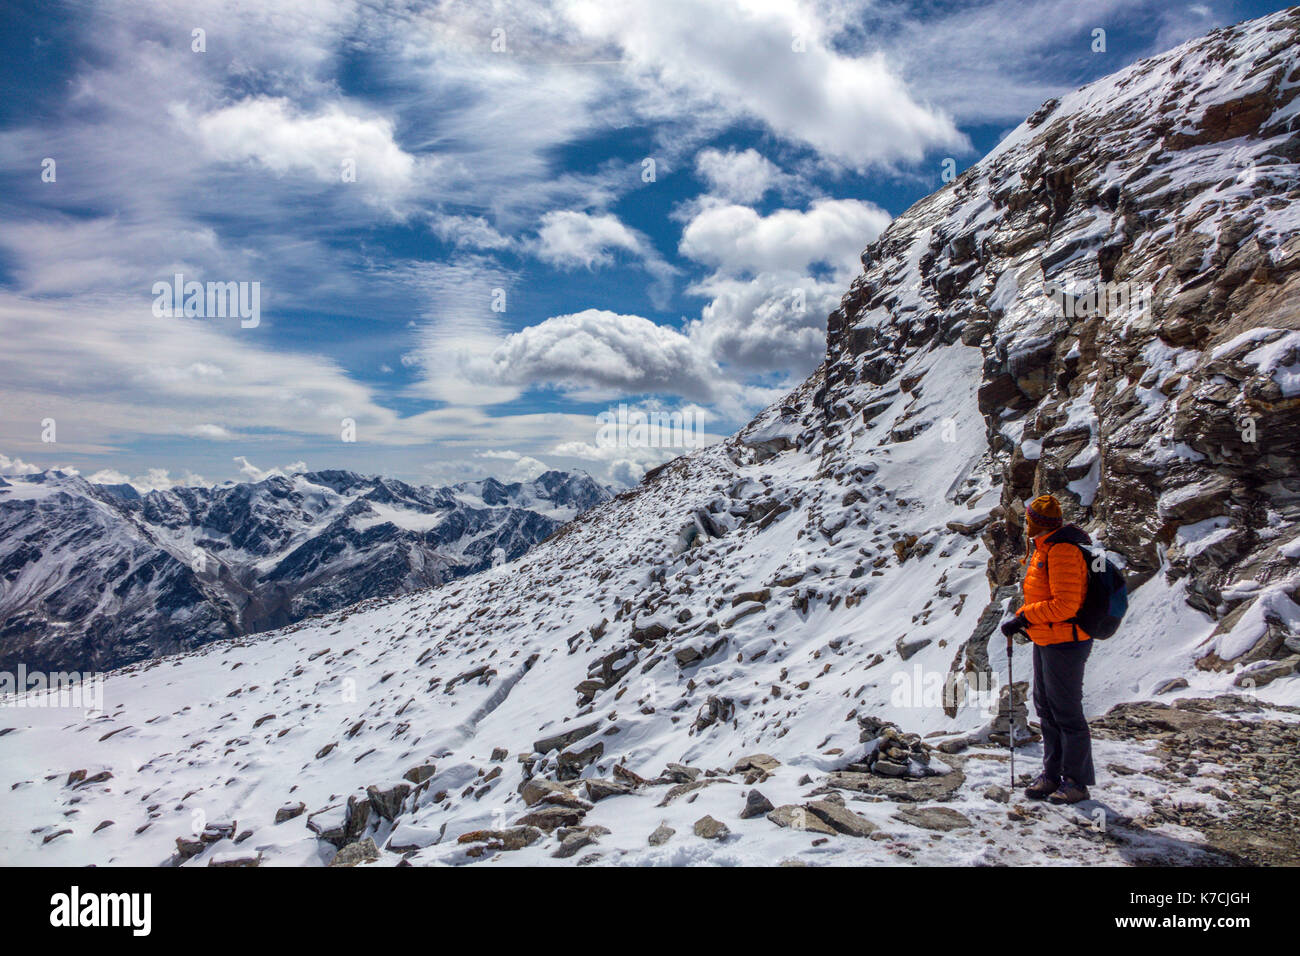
[1046,527,1128,640]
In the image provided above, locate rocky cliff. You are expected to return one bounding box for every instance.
[821,7,1300,677]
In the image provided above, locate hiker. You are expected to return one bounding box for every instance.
[1001,494,1095,804]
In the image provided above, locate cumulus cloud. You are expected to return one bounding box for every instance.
[0,453,42,476]
[85,467,209,492]
[673,197,891,376]
[233,457,309,482]
[474,449,550,481]
[534,211,645,269]
[562,0,965,166]
[686,272,844,375]
[424,195,891,408]
[482,309,723,402]
[694,147,787,203]
[679,198,890,277]
[531,210,677,305]
[190,96,420,210]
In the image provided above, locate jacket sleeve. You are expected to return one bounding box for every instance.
[1021,543,1087,625]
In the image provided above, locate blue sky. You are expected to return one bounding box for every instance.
[0,0,1289,489]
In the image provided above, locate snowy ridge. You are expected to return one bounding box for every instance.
[2,9,1299,866]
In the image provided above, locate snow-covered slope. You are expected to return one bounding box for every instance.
[0,469,610,673]
[2,9,1299,867]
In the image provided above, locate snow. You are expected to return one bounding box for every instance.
[351,503,448,533]
[1243,330,1300,397]
[1176,517,1234,558]
[1214,584,1300,661]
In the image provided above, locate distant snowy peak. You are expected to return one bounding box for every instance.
[0,467,611,673]
[451,471,610,519]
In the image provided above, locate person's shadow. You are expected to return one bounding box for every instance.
[1039,797,1246,866]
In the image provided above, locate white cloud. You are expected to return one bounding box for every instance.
[474,449,550,481]
[531,210,677,306]
[679,198,890,277]
[233,457,308,482]
[0,453,42,476]
[431,214,516,251]
[189,96,420,210]
[85,467,209,492]
[189,424,237,440]
[534,211,644,269]
[562,0,965,166]
[686,272,844,375]
[672,197,890,377]
[694,147,785,203]
[482,309,724,403]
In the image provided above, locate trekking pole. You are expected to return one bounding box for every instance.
[1007,633,1015,791]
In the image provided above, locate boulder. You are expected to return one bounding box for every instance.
[1234,656,1299,688]
[766,805,837,836]
[274,801,306,824]
[648,823,676,846]
[402,763,436,785]
[457,826,543,853]
[307,795,370,848]
[533,721,601,755]
[823,768,966,802]
[731,753,781,775]
[519,778,574,807]
[895,636,932,661]
[366,782,412,822]
[740,789,775,819]
[553,827,605,859]
[584,778,635,802]
[806,799,878,837]
[556,742,604,780]
[892,806,973,831]
[514,806,587,832]
[693,815,730,840]
[329,838,381,867]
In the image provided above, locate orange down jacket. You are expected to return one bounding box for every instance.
[1018,527,1091,645]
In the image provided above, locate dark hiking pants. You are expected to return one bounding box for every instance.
[1032,639,1095,786]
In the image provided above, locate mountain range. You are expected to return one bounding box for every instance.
[0,468,610,673]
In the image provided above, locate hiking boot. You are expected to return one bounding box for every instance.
[1024,773,1058,800]
[1048,777,1089,804]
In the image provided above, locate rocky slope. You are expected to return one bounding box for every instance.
[1,9,1298,867]
[0,469,609,673]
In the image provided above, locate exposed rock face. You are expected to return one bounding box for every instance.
[820,8,1300,669]
[0,468,610,672]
